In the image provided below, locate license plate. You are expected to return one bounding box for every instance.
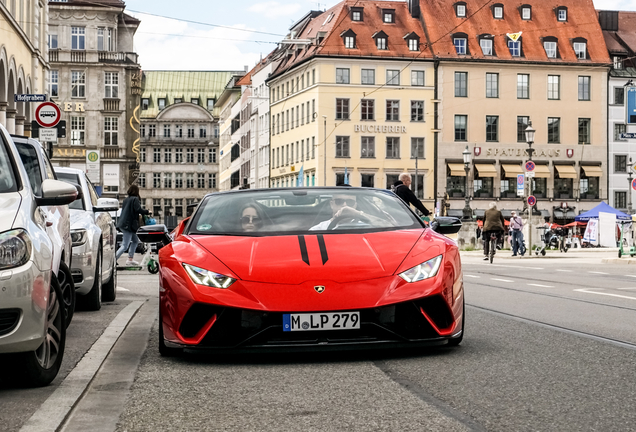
[283,312,360,332]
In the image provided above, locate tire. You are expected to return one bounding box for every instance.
[447,300,465,347]
[158,308,181,357]
[102,252,117,303]
[83,249,102,311]
[541,249,546,256]
[619,249,622,258]
[10,274,66,387]
[148,260,159,274]
[58,262,75,328]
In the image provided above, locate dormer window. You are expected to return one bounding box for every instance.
[508,38,522,57]
[521,5,531,20]
[614,56,624,69]
[479,35,495,56]
[455,2,466,17]
[383,9,395,23]
[556,7,568,22]
[373,31,388,50]
[404,32,420,51]
[341,29,356,49]
[351,7,363,21]
[573,38,587,59]
[453,33,468,55]
[543,36,558,58]
[493,4,504,19]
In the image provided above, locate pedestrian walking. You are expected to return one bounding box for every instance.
[510,210,525,256]
[116,184,151,266]
[393,172,431,217]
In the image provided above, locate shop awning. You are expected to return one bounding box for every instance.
[554,164,577,179]
[475,163,497,178]
[502,164,523,177]
[533,164,551,178]
[448,163,466,177]
[581,165,603,177]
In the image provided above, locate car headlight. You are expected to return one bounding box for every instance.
[71,229,87,247]
[0,229,32,270]
[183,264,236,289]
[398,255,442,283]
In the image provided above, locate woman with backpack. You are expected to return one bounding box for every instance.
[116,184,151,266]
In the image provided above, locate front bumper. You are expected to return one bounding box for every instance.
[71,244,94,295]
[0,261,50,353]
[162,296,462,353]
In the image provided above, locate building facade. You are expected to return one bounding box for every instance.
[421,0,610,222]
[139,71,241,223]
[600,10,636,212]
[0,0,49,135]
[267,1,436,209]
[48,0,141,197]
[218,74,245,191]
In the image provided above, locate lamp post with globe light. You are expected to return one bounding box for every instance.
[462,145,472,221]
[525,121,536,252]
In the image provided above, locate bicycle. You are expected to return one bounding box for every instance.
[489,231,498,263]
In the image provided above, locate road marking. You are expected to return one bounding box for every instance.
[528,283,554,288]
[464,275,480,279]
[615,287,636,290]
[556,269,573,272]
[116,286,130,292]
[492,278,514,283]
[588,271,609,275]
[20,301,144,432]
[574,288,636,301]
[626,275,636,278]
[489,264,544,270]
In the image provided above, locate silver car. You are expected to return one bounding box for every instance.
[0,124,77,386]
[55,168,118,311]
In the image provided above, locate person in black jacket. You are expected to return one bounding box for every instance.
[393,173,431,216]
[115,184,151,266]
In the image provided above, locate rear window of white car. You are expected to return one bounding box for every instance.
[15,142,43,196]
[0,138,18,193]
[56,172,85,211]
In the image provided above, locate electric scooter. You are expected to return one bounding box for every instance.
[618,221,636,258]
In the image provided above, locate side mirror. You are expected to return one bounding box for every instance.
[431,217,462,235]
[36,179,78,207]
[137,224,172,246]
[94,197,119,213]
[67,182,83,200]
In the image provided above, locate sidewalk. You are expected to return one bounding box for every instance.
[460,247,620,260]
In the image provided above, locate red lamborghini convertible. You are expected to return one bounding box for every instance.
[139,188,464,355]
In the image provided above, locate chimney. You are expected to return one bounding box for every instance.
[244,65,248,72]
[408,0,420,18]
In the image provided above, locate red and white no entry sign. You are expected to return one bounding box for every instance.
[35,102,61,128]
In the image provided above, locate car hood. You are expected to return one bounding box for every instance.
[189,229,432,284]
[0,192,22,232]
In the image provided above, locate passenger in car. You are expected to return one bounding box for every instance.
[240,204,264,232]
[309,193,385,231]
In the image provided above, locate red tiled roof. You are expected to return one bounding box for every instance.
[271,0,432,78]
[419,0,610,64]
[611,11,636,54]
[236,71,252,86]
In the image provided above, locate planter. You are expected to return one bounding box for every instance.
[452,192,464,198]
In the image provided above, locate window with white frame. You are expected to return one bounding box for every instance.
[493,5,503,18]
[104,117,118,146]
[199,126,207,138]
[164,148,172,163]
[344,36,355,49]
[71,27,85,50]
[153,173,161,188]
[174,173,183,188]
[408,38,418,51]
[386,70,400,85]
[71,71,86,98]
[49,70,58,97]
[148,124,156,137]
[361,136,375,158]
[548,75,560,100]
[383,10,395,23]
[207,99,215,110]
[480,38,493,55]
[376,36,387,50]
[361,69,375,84]
[336,136,350,157]
[153,148,161,163]
[164,173,172,188]
[336,98,350,120]
[411,70,425,86]
[544,41,557,58]
[386,137,400,158]
[336,68,350,84]
[175,148,183,163]
[186,174,194,189]
[163,124,170,138]
[186,148,194,163]
[361,99,374,120]
[574,42,587,59]
[138,173,146,188]
[140,148,146,162]
[187,125,195,138]
[456,3,466,17]
[70,117,85,145]
[175,125,183,138]
[508,40,521,57]
[386,100,400,121]
[48,28,58,49]
[208,173,217,189]
[104,72,118,98]
[486,73,499,98]
[197,148,205,163]
[454,37,467,54]
[411,138,424,159]
[411,101,424,122]
[517,74,529,99]
[209,148,217,163]
[521,6,531,20]
[557,8,567,21]
[158,98,166,110]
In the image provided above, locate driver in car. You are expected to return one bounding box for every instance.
[309,193,384,231]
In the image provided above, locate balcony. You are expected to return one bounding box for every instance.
[99,51,139,64]
[71,51,86,63]
[49,49,59,62]
[102,147,122,159]
[103,98,120,112]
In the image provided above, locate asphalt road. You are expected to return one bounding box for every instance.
[2,251,636,432]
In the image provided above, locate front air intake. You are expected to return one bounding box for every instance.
[415,295,455,330]
[0,309,21,336]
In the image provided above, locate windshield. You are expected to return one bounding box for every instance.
[0,137,18,193]
[56,172,85,210]
[188,188,422,236]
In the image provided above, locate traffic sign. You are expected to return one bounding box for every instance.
[517,174,524,197]
[14,94,46,103]
[632,179,636,192]
[527,195,537,206]
[525,171,535,178]
[38,128,57,143]
[525,161,535,171]
[622,133,636,139]
[35,102,61,128]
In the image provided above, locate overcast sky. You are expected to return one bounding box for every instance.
[126,0,636,71]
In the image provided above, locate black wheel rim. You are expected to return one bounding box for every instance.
[35,283,63,369]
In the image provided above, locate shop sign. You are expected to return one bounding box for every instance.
[53,147,86,158]
[480,148,562,157]
[131,72,142,96]
[103,164,120,186]
[354,125,407,133]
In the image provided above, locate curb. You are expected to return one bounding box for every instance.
[601,258,636,265]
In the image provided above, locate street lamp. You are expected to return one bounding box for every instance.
[462,145,472,220]
[525,121,536,252]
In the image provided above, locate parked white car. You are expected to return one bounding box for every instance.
[0,124,77,386]
[55,168,118,311]
[13,135,76,327]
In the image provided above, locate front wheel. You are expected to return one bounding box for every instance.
[147,259,159,274]
[57,262,75,328]
[102,253,117,303]
[447,300,465,347]
[83,249,102,311]
[619,249,623,258]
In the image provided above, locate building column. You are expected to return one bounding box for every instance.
[23,121,31,138]
[5,109,16,134]
[0,102,7,127]
[15,116,25,136]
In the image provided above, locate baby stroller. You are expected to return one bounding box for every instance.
[536,224,568,255]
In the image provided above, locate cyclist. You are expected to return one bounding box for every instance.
[482,202,505,261]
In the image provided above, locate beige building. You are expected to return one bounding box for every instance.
[218,74,245,191]
[0,0,49,135]
[267,1,436,208]
[420,0,610,222]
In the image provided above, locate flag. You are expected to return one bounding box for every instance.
[507,32,522,42]
[297,165,304,187]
